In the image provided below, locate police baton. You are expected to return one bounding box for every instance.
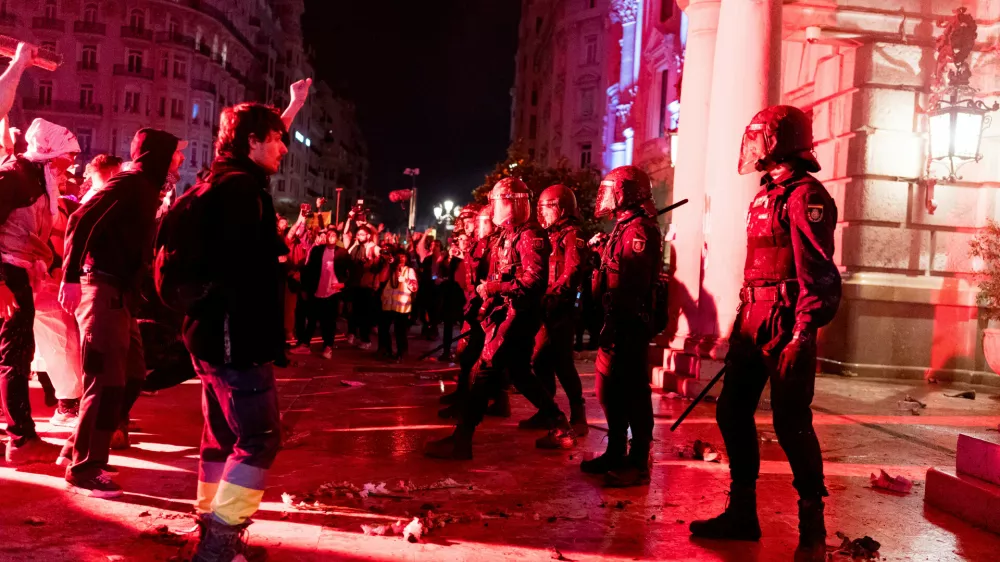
[669,364,727,432]
[657,198,689,216]
[418,328,475,361]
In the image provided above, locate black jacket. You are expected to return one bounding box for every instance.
[301,244,351,298]
[64,128,179,288]
[182,155,287,367]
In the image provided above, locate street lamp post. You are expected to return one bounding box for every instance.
[403,168,420,232]
[335,187,343,225]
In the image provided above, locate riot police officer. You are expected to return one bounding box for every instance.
[580,166,661,487]
[425,178,576,460]
[689,105,840,562]
[438,203,511,419]
[524,185,589,441]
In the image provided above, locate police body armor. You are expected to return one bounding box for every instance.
[545,219,584,318]
[479,222,549,363]
[594,211,660,346]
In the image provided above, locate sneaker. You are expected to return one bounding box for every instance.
[518,411,558,431]
[50,399,80,428]
[290,344,311,355]
[6,437,61,466]
[322,346,334,359]
[57,456,119,475]
[358,342,373,351]
[66,472,123,499]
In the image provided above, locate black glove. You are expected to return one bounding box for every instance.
[777,331,816,381]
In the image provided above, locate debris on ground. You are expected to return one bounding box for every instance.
[693,440,720,462]
[945,390,976,400]
[340,380,366,387]
[359,482,390,498]
[361,524,389,536]
[403,517,425,543]
[138,511,151,518]
[759,431,778,443]
[897,395,927,415]
[283,430,311,448]
[837,370,859,378]
[869,470,913,494]
[662,392,682,399]
[550,547,575,561]
[140,526,188,547]
[833,532,881,559]
[23,516,45,526]
[106,556,125,561]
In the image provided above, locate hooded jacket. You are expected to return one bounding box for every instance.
[182,155,287,367]
[63,128,179,288]
[0,156,53,274]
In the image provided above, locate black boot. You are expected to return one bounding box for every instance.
[569,402,589,436]
[192,514,250,562]
[439,390,463,405]
[424,428,473,460]
[689,484,762,541]
[794,498,827,562]
[580,438,627,474]
[438,403,463,420]
[605,441,651,487]
[535,415,577,449]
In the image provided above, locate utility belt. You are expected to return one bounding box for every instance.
[81,266,129,292]
[739,279,799,306]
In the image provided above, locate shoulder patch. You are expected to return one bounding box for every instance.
[632,238,646,253]
[806,204,824,223]
[532,238,545,250]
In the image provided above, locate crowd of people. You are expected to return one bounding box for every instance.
[0,40,842,562]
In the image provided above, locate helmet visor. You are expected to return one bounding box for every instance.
[537,199,560,228]
[595,179,617,218]
[738,124,769,175]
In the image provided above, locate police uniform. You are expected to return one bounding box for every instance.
[592,208,661,475]
[532,216,586,428]
[718,168,839,501]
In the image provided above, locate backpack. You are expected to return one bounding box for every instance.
[152,180,214,313]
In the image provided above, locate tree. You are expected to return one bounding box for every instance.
[474,143,603,235]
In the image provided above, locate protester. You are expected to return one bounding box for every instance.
[419,238,446,340]
[296,226,350,359]
[379,248,419,360]
[165,77,310,560]
[0,118,78,465]
[348,225,380,350]
[58,127,186,496]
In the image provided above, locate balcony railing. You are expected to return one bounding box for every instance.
[192,79,216,95]
[155,31,195,49]
[23,99,103,116]
[0,12,19,27]
[73,20,106,35]
[113,64,154,80]
[77,62,99,72]
[32,17,65,32]
[120,25,153,41]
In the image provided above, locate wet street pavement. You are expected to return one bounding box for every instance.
[3,333,1000,561]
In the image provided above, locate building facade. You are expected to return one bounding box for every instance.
[1,0,365,206]
[511,0,612,172]
[518,0,1000,387]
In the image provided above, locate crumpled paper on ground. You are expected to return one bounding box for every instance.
[403,517,425,543]
[675,440,720,462]
[869,470,913,493]
[833,531,881,559]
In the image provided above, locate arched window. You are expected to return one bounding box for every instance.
[83,3,97,22]
[44,0,57,20]
[129,9,144,31]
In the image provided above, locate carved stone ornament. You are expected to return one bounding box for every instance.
[610,0,639,24]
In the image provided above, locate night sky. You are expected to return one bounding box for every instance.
[302,0,522,228]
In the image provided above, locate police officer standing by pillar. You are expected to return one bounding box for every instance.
[689,106,840,562]
[425,178,576,460]
[525,185,589,439]
[579,166,661,487]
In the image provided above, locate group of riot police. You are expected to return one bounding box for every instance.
[423,106,840,562]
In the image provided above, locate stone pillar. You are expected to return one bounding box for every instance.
[700,0,782,351]
[610,0,640,165]
[668,0,721,351]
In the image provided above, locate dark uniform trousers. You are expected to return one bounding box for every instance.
[596,320,653,452]
[460,315,559,431]
[533,318,583,406]
[717,298,826,499]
